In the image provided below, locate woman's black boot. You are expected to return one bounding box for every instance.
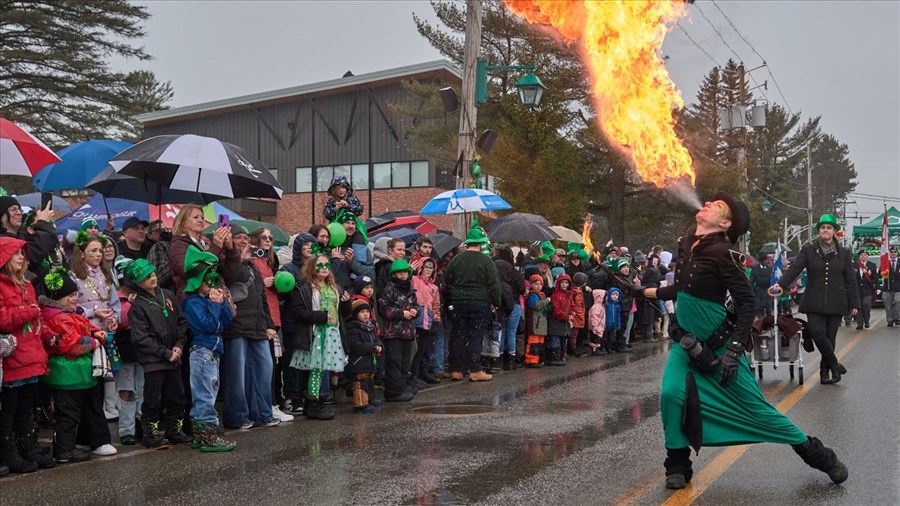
[792,436,848,484]
[664,447,693,489]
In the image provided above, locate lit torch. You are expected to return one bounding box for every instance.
[505,0,696,189]
[582,213,594,254]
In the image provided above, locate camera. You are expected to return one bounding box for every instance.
[251,248,267,258]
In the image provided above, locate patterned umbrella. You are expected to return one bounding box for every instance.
[109,134,283,200]
[420,188,510,215]
[0,118,61,176]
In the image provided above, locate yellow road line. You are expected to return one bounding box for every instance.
[660,323,872,506]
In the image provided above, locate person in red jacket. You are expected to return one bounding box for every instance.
[40,268,112,463]
[0,238,51,474]
[547,274,575,366]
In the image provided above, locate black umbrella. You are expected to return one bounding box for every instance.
[489,220,560,242]
[108,134,283,200]
[86,166,220,204]
[430,232,462,259]
[484,212,551,233]
[370,227,421,247]
[757,242,792,256]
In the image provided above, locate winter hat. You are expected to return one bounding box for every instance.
[183,245,221,293]
[555,273,572,286]
[617,258,631,271]
[633,250,647,264]
[465,217,490,245]
[114,255,133,283]
[230,224,249,237]
[607,287,623,301]
[390,258,414,275]
[44,268,78,301]
[529,274,544,284]
[126,258,156,284]
[355,275,374,293]
[0,196,19,218]
[573,272,588,287]
[551,266,565,279]
[523,266,540,279]
[350,299,372,319]
[81,217,99,231]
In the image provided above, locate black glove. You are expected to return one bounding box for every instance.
[718,342,745,387]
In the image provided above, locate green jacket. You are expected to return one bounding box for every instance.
[444,250,502,307]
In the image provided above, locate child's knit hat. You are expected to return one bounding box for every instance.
[355,275,374,293]
[81,217,99,231]
[44,268,77,301]
[114,255,133,284]
[573,272,588,287]
[350,299,371,319]
[529,274,544,284]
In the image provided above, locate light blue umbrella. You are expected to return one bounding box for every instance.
[32,139,132,191]
[12,192,71,212]
[420,188,511,215]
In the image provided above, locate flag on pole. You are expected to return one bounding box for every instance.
[770,241,784,285]
[880,203,891,277]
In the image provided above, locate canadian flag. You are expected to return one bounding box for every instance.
[880,204,890,277]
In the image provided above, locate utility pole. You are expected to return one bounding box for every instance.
[807,142,813,242]
[454,0,483,239]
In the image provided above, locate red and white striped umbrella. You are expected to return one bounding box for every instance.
[0,118,62,176]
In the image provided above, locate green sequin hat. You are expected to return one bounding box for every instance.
[183,245,221,293]
[126,258,156,284]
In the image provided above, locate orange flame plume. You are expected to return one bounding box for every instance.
[505,0,695,187]
[582,213,594,254]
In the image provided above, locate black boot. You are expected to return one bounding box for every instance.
[501,354,512,371]
[164,416,193,445]
[141,418,170,449]
[664,447,693,489]
[821,354,845,384]
[507,353,522,370]
[792,436,849,484]
[820,361,831,384]
[0,464,8,476]
[16,430,55,469]
[549,348,566,366]
[52,436,90,464]
[0,435,37,473]
[304,396,335,421]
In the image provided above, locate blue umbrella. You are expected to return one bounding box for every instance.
[420,188,511,215]
[12,192,72,212]
[32,139,132,191]
[370,227,422,247]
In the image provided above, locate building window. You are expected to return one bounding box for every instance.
[351,164,369,190]
[316,167,334,192]
[410,161,429,187]
[295,167,312,193]
[391,162,410,188]
[269,168,279,185]
[373,163,391,189]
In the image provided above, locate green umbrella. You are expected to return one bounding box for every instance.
[204,219,289,246]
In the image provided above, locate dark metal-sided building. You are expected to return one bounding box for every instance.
[135,60,462,233]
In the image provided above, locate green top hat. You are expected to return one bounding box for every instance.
[816,214,840,232]
[126,258,156,284]
[465,216,490,245]
[183,245,221,293]
[389,258,414,275]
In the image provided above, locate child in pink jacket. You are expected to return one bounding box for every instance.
[588,289,607,356]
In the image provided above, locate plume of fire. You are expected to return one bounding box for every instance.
[582,213,594,254]
[504,0,696,188]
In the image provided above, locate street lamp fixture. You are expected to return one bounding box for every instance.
[474,57,546,108]
[514,72,547,109]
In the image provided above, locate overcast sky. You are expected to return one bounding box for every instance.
[123,0,899,228]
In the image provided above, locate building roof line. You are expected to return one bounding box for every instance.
[135,59,461,124]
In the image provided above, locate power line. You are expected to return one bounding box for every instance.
[709,0,793,115]
[676,22,720,67]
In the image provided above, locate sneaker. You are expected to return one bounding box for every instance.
[255,418,281,428]
[450,372,463,381]
[92,444,118,456]
[54,447,90,464]
[120,434,137,446]
[272,405,295,422]
[321,395,337,405]
[283,399,305,416]
[238,421,254,430]
[469,370,493,382]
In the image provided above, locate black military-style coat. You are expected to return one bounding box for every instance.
[656,232,756,345]
[776,240,860,315]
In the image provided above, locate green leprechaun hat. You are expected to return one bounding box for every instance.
[816,213,840,232]
[465,216,490,245]
[183,245,222,293]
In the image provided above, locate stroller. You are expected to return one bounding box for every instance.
[749,307,811,385]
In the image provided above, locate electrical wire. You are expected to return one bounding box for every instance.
[676,22,720,66]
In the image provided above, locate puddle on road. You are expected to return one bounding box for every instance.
[409,404,498,416]
[418,393,662,505]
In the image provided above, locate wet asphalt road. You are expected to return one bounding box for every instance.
[1,310,897,506]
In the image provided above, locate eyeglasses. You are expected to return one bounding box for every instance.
[260,235,273,241]
[315,263,330,270]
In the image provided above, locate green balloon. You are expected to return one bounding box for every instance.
[274,271,296,293]
[470,161,482,178]
[327,222,347,247]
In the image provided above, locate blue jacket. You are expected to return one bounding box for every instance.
[181,294,234,355]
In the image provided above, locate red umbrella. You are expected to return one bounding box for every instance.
[369,214,437,235]
[0,118,61,176]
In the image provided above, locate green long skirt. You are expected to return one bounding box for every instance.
[660,292,807,449]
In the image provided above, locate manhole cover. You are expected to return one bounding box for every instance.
[408,404,497,416]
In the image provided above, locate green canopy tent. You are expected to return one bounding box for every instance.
[852,206,900,241]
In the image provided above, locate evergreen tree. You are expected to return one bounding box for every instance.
[0,0,172,145]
